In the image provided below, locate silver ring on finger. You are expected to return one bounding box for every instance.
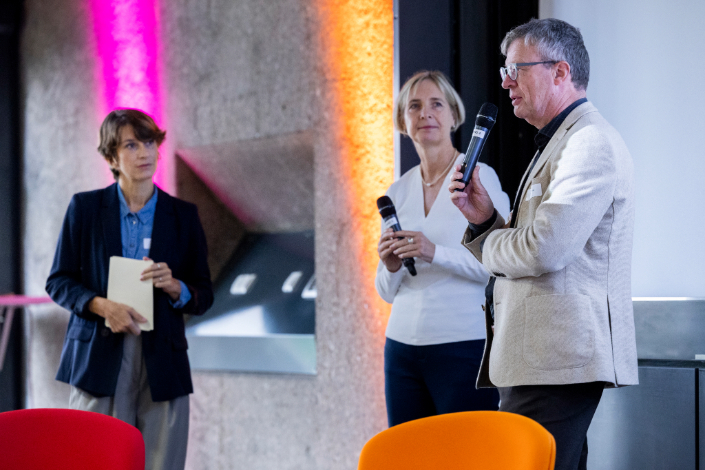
[408,237,414,245]
[157,263,160,269]
[160,277,163,281]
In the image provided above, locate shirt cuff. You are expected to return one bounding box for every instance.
[468,210,498,239]
[169,281,192,309]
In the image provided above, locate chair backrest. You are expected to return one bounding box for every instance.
[0,408,145,470]
[358,411,555,470]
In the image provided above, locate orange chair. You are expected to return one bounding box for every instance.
[358,411,555,470]
[0,408,145,470]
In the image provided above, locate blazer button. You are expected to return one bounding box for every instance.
[101,328,110,337]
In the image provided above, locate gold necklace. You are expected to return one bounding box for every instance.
[421,150,458,187]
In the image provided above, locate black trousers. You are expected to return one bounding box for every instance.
[498,382,604,470]
[384,338,499,427]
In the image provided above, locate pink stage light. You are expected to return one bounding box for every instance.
[91,0,167,188]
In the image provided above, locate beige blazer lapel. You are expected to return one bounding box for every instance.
[524,102,599,187]
[514,150,540,208]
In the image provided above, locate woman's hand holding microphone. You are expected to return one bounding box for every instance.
[378,228,435,273]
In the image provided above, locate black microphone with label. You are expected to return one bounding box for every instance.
[376,196,417,276]
[454,102,498,191]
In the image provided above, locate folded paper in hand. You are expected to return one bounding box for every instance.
[106,256,154,331]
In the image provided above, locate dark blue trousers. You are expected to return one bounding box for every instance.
[384,337,499,427]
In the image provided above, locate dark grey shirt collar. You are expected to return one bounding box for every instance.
[534,98,587,151]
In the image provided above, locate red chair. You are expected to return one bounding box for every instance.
[358,411,555,470]
[0,408,145,469]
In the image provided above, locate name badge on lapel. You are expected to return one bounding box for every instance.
[143,238,151,250]
[525,183,543,201]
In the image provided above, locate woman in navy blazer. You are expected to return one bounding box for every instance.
[46,109,212,470]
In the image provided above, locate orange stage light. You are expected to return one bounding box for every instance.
[315,0,395,323]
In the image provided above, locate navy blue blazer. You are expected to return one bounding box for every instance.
[46,183,213,402]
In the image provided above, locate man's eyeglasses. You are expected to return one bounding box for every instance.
[500,61,558,81]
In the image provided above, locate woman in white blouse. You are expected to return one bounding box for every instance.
[376,70,510,426]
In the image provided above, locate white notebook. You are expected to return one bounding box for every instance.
[106,256,154,331]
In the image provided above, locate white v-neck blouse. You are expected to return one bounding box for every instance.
[375,154,510,345]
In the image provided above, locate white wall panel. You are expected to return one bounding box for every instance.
[541,0,705,297]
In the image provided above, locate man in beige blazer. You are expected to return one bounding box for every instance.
[449,18,638,470]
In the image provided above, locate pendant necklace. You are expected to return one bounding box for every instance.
[421,150,458,187]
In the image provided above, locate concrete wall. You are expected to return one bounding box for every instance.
[21,0,104,409]
[21,0,388,468]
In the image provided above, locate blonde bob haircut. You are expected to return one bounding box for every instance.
[394,70,465,135]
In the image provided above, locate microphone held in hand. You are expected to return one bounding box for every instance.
[454,102,498,191]
[376,196,417,276]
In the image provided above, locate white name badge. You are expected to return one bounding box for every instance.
[143,238,151,250]
[525,183,543,201]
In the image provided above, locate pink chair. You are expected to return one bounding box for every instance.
[0,408,145,469]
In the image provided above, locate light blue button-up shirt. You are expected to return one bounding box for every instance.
[117,185,191,308]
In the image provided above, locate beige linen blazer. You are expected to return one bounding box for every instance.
[462,102,638,389]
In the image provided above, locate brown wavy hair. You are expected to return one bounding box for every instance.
[98,109,166,180]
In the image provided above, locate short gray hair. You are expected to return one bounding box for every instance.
[500,18,589,91]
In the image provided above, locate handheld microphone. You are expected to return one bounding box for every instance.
[454,102,498,191]
[376,196,417,276]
